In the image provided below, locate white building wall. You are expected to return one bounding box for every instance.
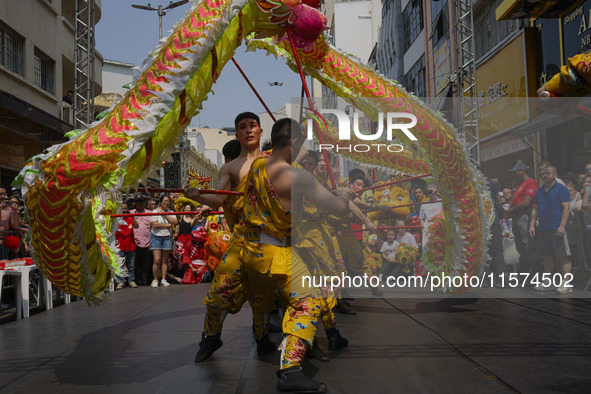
[102,60,134,96]
[403,30,426,74]
[333,1,381,63]
[258,102,302,145]
[204,149,223,168]
[186,127,234,162]
[187,130,206,154]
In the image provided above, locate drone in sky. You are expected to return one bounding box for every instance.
[268,81,283,86]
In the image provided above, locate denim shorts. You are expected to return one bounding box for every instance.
[150,233,173,251]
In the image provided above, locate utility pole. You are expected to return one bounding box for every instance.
[131,0,189,39]
[132,1,189,187]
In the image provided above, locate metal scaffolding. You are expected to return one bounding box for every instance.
[75,0,96,129]
[453,0,480,163]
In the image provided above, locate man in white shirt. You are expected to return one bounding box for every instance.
[395,219,418,249]
[419,184,443,226]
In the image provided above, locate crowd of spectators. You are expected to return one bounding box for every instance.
[487,160,591,292]
[0,183,226,290]
[114,191,229,289]
[0,185,28,260]
[2,156,591,294]
[301,151,591,294]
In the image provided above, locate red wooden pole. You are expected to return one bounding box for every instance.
[111,211,223,218]
[345,225,423,233]
[285,25,337,190]
[231,57,277,122]
[128,188,243,196]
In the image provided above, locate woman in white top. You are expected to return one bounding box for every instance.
[150,194,178,287]
[395,218,418,248]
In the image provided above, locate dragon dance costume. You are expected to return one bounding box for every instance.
[545,53,591,96]
[241,157,323,369]
[294,208,339,330]
[201,173,275,341]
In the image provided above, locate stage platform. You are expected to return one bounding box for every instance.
[1,284,591,393]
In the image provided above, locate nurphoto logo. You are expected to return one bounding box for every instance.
[307,109,417,153]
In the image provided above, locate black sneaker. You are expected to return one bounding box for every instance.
[268,321,283,333]
[307,339,329,362]
[326,328,349,350]
[276,366,327,393]
[194,333,223,363]
[256,334,277,355]
[334,299,356,315]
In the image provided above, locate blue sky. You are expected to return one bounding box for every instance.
[95,0,303,129]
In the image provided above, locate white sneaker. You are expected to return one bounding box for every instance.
[116,283,124,290]
[129,282,137,288]
[556,285,573,294]
[161,279,170,287]
[151,280,159,288]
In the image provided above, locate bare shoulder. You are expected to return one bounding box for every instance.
[225,157,249,187]
[265,161,294,204]
[267,159,294,179]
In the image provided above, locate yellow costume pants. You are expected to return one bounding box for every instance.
[241,241,323,369]
[203,234,274,339]
[338,232,372,276]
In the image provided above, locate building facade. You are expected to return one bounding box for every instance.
[162,134,220,189]
[187,126,235,167]
[0,0,103,188]
[370,0,588,186]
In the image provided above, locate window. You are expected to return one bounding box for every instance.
[474,0,519,59]
[382,0,392,18]
[431,0,448,23]
[34,49,55,94]
[431,1,449,44]
[405,56,426,97]
[0,24,25,75]
[403,0,423,51]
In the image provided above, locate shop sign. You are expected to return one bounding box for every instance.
[434,39,451,95]
[475,33,528,140]
[562,0,591,59]
[480,135,528,162]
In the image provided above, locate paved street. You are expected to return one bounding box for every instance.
[1,284,591,393]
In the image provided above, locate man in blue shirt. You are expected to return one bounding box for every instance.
[529,165,572,294]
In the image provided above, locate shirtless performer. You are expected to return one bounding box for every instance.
[240,118,354,392]
[186,112,276,363]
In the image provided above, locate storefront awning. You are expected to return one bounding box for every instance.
[514,97,591,137]
[0,90,71,144]
[513,111,575,137]
[496,0,563,21]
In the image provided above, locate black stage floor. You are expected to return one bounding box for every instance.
[1,284,591,393]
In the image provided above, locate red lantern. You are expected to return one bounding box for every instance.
[4,235,19,251]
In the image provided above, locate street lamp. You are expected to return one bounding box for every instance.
[131,0,189,39]
[132,0,189,188]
